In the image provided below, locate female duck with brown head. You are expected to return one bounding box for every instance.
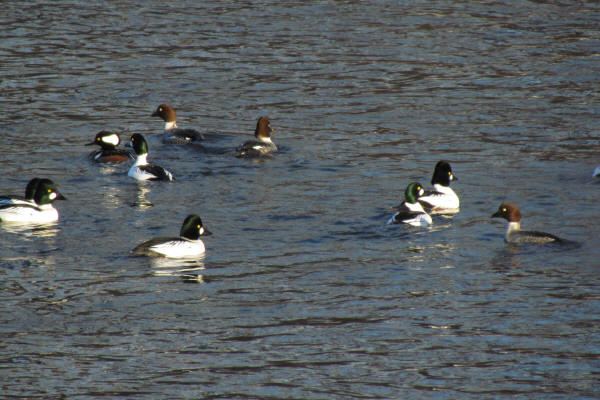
[491,202,564,244]
[151,104,206,144]
[235,116,277,158]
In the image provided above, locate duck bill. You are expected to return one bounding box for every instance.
[490,211,501,218]
[201,228,213,236]
[151,111,160,117]
[56,192,67,201]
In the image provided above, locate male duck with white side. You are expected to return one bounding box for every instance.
[128,133,174,181]
[418,161,460,215]
[0,179,66,223]
[387,182,432,227]
[133,215,211,258]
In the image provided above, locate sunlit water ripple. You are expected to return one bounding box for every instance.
[1,1,599,399]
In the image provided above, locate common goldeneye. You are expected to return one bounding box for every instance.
[151,104,205,144]
[387,182,432,227]
[132,214,211,258]
[235,116,277,158]
[491,202,564,244]
[418,161,460,214]
[0,179,66,223]
[86,131,134,163]
[0,178,41,206]
[128,133,174,181]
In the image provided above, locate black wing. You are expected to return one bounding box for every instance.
[235,140,271,158]
[417,190,443,209]
[0,203,40,211]
[140,164,174,181]
[0,195,26,204]
[388,203,422,224]
[421,189,442,197]
[164,129,205,144]
[132,236,179,255]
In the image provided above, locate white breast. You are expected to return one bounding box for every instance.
[149,239,206,258]
[0,205,59,223]
[128,166,155,181]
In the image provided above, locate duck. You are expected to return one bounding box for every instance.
[418,161,460,214]
[128,133,174,181]
[491,202,564,244]
[593,166,600,178]
[86,131,134,163]
[387,182,432,227]
[0,179,66,223]
[0,178,41,206]
[151,104,205,144]
[235,116,277,158]
[132,214,211,258]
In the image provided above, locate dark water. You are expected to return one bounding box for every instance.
[2,1,600,398]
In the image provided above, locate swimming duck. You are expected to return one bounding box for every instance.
[151,104,205,144]
[132,214,211,258]
[491,202,564,244]
[235,116,277,158]
[387,182,432,227]
[418,161,460,214]
[86,131,134,163]
[0,179,66,223]
[128,133,174,181]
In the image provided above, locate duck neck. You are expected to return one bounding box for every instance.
[257,135,273,144]
[433,183,452,193]
[507,221,521,232]
[506,221,521,241]
[165,121,177,130]
[134,153,148,166]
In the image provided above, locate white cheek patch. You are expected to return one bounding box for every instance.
[49,192,57,200]
[419,188,424,196]
[199,227,205,235]
[102,134,120,146]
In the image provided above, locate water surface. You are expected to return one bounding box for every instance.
[1,1,600,398]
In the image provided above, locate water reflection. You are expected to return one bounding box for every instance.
[405,242,457,264]
[1,221,59,238]
[150,257,206,283]
[99,182,125,210]
[3,253,57,270]
[131,184,153,208]
[490,245,522,271]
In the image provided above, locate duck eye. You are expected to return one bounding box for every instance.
[47,189,52,193]
[502,208,507,212]
[197,224,201,229]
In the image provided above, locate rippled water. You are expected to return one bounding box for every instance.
[2,1,600,398]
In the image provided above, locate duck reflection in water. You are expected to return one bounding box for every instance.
[150,257,207,283]
[131,185,153,208]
